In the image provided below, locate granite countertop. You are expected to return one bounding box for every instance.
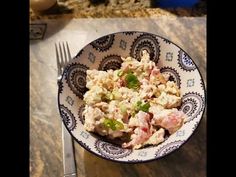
[30,1,206,177]
[30,16,206,177]
[30,0,206,21]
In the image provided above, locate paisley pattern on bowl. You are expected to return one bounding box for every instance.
[160,66,181,88]
[64,63,89,99]
[91,34,115,52]
[98,55,123,71]
[60,104,77,131]
[178,50,196,71]
[94,140,132,159]
[130,33,160,64]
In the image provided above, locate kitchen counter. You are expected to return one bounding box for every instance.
[30,1,206,176]
[30,16,206,177]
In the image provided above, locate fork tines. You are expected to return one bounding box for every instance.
[55,42,72,74]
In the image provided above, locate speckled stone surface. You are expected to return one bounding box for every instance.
[30,17,206,177]
[30,0,206,21]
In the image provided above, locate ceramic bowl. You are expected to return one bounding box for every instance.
[58,31,206,163]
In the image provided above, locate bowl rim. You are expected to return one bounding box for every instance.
[57,30,206,163]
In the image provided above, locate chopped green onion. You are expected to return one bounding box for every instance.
[102,92,114,101]
[131,111,136,117]
[106,92,114,100]
[139,102,150,112]
[112,90,122,100]
[119,104,127,114]
[117,70,124,77]
[115,121,124,130]
[134,101,150,112]
[103,118,116,130]
[125,73,140,89]
[136,101,142,107]
[103,118,124,131]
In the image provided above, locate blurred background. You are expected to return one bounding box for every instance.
[30,0,206,20]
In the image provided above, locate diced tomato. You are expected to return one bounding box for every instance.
[142,127,148,132]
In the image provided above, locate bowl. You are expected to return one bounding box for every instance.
[58,31,206,163]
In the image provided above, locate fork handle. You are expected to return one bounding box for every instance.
[62,123,77,177]
[64,173,77,177]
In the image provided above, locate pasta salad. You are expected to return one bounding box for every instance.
[82,50,187,149]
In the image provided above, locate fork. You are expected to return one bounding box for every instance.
[55,42,77,177]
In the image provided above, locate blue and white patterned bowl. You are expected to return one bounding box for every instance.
[58,31,206,163]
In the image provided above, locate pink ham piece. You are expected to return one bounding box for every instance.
[122,111,152,149]
[151,110,186,134]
